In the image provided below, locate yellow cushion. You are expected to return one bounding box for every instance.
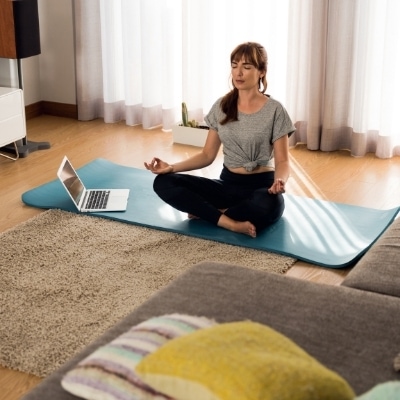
[135,321,355,400]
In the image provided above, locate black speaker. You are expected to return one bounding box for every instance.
[0,0,41,59]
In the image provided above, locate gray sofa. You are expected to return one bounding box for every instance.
[22,217,400,399]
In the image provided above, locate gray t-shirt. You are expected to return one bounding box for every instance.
[204,96,295,171]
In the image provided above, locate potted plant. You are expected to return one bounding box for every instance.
[172,102,209,147]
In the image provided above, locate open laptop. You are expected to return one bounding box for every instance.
[57,156,130,212]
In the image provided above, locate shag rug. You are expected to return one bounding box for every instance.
[0,209,295,378]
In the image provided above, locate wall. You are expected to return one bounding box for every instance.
[0,0,76,107]
[0,58,18,87]
[36,0,76,106]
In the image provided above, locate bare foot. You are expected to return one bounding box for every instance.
[217,214,257,238]
[188,214,200,220]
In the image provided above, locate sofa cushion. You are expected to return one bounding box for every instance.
[136,320,355,400]
[356,381,400,400]
[341,216,400,297]
[60,313,216,400]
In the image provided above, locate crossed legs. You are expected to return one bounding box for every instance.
[153,171,284,237]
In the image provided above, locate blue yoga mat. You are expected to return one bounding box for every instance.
[21,158,399,268]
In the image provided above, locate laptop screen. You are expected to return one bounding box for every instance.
[59,158,85,206]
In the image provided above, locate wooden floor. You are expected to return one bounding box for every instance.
[1,115,400,399]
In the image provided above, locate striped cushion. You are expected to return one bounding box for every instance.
[61,314,216,400]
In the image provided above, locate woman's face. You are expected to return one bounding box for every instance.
[231,56,263,91]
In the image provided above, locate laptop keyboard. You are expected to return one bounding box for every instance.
[86,190,110,209]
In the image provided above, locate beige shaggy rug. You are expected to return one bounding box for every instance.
[0,209,296,377]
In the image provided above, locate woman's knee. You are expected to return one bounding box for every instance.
[153,174,191,205]
[153,174,175,194]
[252,192,285,228]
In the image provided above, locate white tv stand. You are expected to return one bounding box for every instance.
[0,87,26,160]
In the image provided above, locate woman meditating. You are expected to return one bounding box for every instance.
[145,42,295,238]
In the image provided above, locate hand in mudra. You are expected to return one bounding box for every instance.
[268,178,285,195]
[144,157,173,174]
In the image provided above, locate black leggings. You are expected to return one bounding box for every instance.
[153,166,285,232]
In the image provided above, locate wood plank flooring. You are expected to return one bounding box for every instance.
[1,115,400,399]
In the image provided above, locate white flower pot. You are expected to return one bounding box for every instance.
[172,125,208,147]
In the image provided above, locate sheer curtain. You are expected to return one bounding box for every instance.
[73,0,400,158]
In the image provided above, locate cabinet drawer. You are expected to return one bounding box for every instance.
[0,89,23,121]
[0,115,26,147]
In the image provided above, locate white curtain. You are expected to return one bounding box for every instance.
[74,0,400,158]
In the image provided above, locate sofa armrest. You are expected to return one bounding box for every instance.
[341,215,400,297]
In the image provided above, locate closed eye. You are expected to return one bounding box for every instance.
[231,62,254,70]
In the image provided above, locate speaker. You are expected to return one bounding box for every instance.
[0,0,41,59]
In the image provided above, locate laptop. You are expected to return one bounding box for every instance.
[57,156,130,212]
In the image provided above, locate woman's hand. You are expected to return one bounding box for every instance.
[270,135,290,195]
[268,178,286,194]
[144,157,173,174]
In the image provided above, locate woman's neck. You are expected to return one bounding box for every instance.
[237,91,267,114]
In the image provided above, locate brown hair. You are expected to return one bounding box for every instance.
[220,42,268,125]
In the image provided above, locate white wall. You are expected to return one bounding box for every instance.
[0,59,18,88]
[22,56,42,105]
[0,0,76,106]
[36,0,76,105]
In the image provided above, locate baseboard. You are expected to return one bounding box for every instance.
[25,102,43,120]
[25,101,78,120]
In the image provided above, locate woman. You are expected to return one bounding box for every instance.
[145,42,295,238]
